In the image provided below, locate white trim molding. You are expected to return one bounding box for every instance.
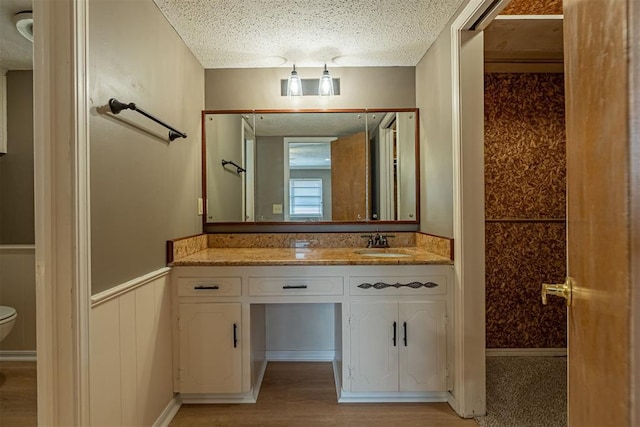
[90,267,172,307]
[33,0,91,424]
[449,0,496,419]
[152,397,182,427]
[0,351,37,361]
[338,390,448,403]
[74,0,92,422]
[0,245,36,251]
[486,348,568,357]
[265,350,335,361]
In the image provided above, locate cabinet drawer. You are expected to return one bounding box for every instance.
[177,277,241,297]
[349,275,447,296]
[248,276,344,296]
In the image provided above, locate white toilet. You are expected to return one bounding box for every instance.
[0,306,17,342]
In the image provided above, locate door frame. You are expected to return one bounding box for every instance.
[377,112,396,220]
[447,0,494,417]
[632,3,640,424]
[33,0,91,424]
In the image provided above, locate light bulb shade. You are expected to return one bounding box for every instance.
[319,65,334,97]
[287,65,303,97]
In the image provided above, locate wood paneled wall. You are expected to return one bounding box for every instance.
[484,73,567,348]
[502,0,563,15]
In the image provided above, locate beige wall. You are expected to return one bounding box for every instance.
[0,71,34,244]
[87,0,204,421]
[0,71,36,353]
[89,0,204,294]
[205,67,416,110]
[416,29,454,238]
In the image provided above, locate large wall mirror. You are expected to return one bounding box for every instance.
[202,109,419,230]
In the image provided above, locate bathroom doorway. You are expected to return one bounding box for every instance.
[480,6,567,426]
[0,0,37,424]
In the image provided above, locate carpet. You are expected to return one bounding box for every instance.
[475,356,567,427]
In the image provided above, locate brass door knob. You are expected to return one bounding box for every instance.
[541,277,574,306]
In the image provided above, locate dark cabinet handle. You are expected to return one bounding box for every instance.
[393,321,397,347]
[194,285,219,290]
[403,322,407,346]
[282,285,308,289]
[233,323,238,348]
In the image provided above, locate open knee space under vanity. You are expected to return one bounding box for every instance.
[171,264,453,404]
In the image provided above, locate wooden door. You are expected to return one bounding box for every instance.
[350,302,398,392]
[331,131,368,221]
[178,303,242,394]
[398,301,447,392]
[563,0,635,424]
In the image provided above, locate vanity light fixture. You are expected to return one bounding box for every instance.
[318,64,334,97]
[281,65,341,97]
[287,65,303,98]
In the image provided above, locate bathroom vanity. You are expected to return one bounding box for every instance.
[171,107,454,404]
[170,244,453,404]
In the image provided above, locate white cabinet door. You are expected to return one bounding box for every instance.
[398,301,447,392]
[350,302,398,392]
[350,300,447,393]
[178,303,242,393]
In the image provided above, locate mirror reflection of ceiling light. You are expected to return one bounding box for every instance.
[13,11,34,43]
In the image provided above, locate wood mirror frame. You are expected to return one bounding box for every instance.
[202,109,420,233]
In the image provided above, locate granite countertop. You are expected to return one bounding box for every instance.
[170,247,452,266]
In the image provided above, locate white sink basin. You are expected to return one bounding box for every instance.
[355,250,413,258]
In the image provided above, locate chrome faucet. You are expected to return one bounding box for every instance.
[361,232,395,248]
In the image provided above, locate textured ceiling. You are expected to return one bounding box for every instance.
[153,0,466,68]
[0,0,33,70]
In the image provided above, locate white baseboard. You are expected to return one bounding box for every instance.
[179,393,257,404]
[338,390,448,403]
[0,350,37,361]
[152,396,181,427]
[265,350,335,361]
[486,348,567,357]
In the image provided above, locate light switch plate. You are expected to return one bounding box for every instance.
[272,204,283,214]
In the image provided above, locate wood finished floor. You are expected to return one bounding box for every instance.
[170,362,477,427]
[0,361,38,427]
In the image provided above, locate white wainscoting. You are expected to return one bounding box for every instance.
[90,268,175,426]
